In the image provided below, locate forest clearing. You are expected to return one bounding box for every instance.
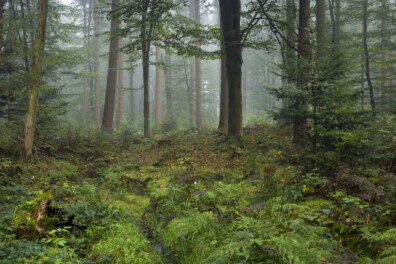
[0,0,396,263]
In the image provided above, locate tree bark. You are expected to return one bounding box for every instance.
[362,0,376,116]
[164,48,172,118]
[194,0,202,130]
[94,0,100,127]
[129,68,134,122]
[141,0,152,137]
[20,0,48,159]
[380,0,390,110]
[83,0,88,125]
[102,0,119,132]
[219,0,243,138]
[218,2,228,132]
[293,0,311,145]
[154,44,162,124]
[117,39,124,127]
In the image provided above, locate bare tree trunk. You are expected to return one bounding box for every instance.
[141,0,151,137]
[194,0,202,130]
[83,0,88,125]
[164,48,172,118]
[219,0,243,138]
[218,1,228,132]
[184,60,194,128]
[154,44,162,124]
[129,69,134,122]
[242,64,246,115]
[102,0,119,132]
[380,0,390,111]
[20,0,48,159]
[363,0,376,116]
[117,39,124,127]
[293,0,311,145]
[94,0,100,127]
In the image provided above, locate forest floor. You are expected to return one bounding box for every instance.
[0,125,395,263]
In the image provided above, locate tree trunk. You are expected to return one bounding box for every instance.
[117,39,124,127]
[380,0,390,111]
[293,0,311,145]
[154,44,162,124]
[102,0,119,132]
[194,0,202,130]
[164,48,172,118]
[219,0,243,138]
[129,69,134,122]
[20,0,48,159]
[184,60,194,128]
[83,0,88,125]
[218,2,228,132]
[94,0,100,127]
[141,0,151,137]
[362,0,375,116]
[283,0,296,108]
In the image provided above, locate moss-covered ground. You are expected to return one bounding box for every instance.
[0,126,395,263]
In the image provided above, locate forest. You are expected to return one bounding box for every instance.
[0,0,395,263]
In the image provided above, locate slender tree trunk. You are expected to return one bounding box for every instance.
[314,0,325,149]
[293,0,311,145]
[194,0,202,130]
[219,0,243,138]
[283,0,296,108]
[242,64,246,116]
[117,39,124,127]
[20,0,48,159]
[335,0,340,45]
[218,5,228,132]
[362,0,375,116]
[184,60,194,128]
[141,0,151,137]
[102,0,119,132]
[164,48,172,118]
[380,0,390,110]
[94,0,100,127]
[154,44,162,124]
[130,69,134,122]
[83,0,88,125]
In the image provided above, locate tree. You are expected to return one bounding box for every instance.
[102,0,120,132]
[219,0,243,138]
[20,0,48,159]
[94,0,101,127]
[117,38,124,127]
[293,0,311,145]
[194,0,202,130]
[217,0,228,132]
[362,0,375,116]
[154,44,162,124]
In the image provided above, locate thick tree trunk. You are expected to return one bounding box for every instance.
[219,0,243,138]
[102,0,119,132]
[293,0,311,145]
[20,0,48,159]
[117,39,124,127]
[218,7,228,132]
[194,0,202,130]
[362,0,376,116]
[94,0,100,127]
[154,45,162,124]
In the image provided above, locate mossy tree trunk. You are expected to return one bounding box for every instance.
[20,0,48,159]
